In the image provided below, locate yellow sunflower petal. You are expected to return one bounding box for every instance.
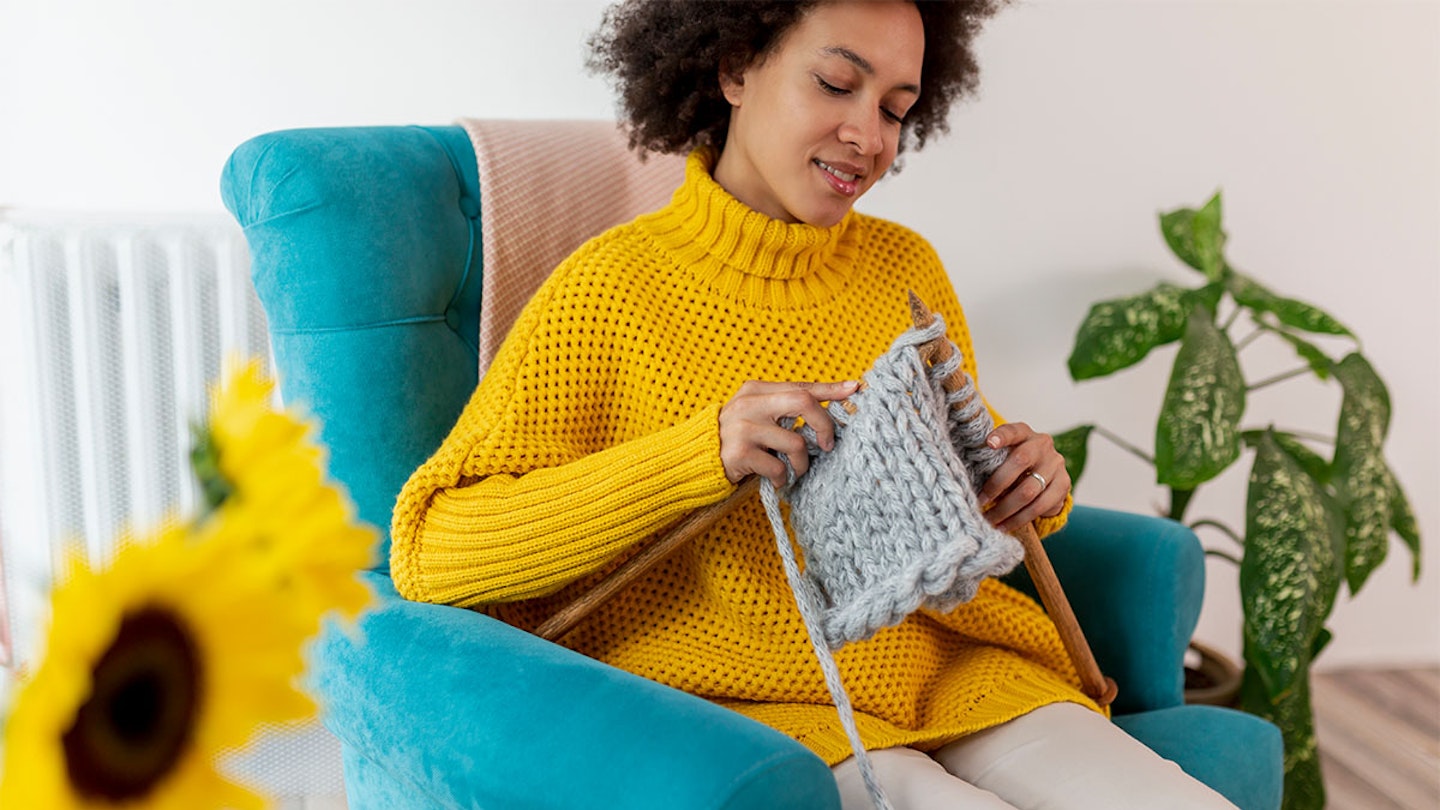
[2,518,327,808]
[4,359,378,808]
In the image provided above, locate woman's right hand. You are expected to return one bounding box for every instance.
[718,380,860,488]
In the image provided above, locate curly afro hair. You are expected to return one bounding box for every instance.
[587,0,1010,161]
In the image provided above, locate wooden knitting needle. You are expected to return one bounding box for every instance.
[542,299,1114,708]
[536,477,759,641]
[908,291,1117,707]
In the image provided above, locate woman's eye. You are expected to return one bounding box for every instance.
[817,74,905,124]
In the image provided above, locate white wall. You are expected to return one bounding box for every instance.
[2,0,1436,670]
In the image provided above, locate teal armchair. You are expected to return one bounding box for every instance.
[220,124,1282,810]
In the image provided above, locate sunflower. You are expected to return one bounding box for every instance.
[1,358,377,807]
[195,357,375,625]
[1,522,314,808]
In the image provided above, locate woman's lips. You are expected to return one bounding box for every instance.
[814,159,859,196]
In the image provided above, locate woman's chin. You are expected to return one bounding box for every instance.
[794,204,851,229]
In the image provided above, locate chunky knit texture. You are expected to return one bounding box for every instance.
[390,147,1093,766]
[773,317,1026,649]
[763,316,1035,810]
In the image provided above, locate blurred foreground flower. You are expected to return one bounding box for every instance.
[1,358,376,808]
[196,359,375,623]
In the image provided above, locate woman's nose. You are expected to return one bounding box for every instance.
[838,108,885,156]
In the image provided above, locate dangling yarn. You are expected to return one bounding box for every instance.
[760,315,1025,810]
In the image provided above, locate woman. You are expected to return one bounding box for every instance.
[391,2,1236,807]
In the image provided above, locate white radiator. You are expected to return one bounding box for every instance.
[0,211,346,806]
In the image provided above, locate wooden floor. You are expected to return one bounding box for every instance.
[1314,667,1440,809]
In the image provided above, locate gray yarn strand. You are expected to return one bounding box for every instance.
[761,315,1024,810]
[762,477,894,810]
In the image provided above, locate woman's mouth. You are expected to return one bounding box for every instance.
[814,159,860,196]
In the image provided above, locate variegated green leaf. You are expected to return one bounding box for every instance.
[1189,280,1226,319]
[1155,307,1245,488]
[1242,431,1338,700]
[1229,272,1352,337]
[1271,327,1334,381]
[1332,353,1393,594]
[1271,432,1349,573]
[1239,658,1325,810]
[1051,425,1094,488]
[1242,429,1334,486]
[1384,462,1422,582]
[1311,627,1333,660]
[1160,193,1227,281]
[1067,283,1194,380]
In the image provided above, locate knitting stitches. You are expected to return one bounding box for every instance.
[762,315,1025,810]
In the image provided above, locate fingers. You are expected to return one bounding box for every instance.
[719,380,859,486]
[976,422,1037,506]
[978,423,1071,532]
[719,387,1070,531]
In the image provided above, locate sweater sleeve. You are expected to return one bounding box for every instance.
[389,281,736,608]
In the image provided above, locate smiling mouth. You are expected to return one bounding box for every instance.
[814,159,860,183]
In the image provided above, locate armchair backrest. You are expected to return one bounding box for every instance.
[220,123,681,573]
[220,126,478,570]
[223,126,482,573]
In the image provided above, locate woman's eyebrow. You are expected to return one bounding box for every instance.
[820,45,920,94]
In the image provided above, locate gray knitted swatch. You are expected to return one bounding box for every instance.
[760,315,1025,810]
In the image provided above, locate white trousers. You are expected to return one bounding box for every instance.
[832,702,1237,810]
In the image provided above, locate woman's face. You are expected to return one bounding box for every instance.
[714,0,925,227]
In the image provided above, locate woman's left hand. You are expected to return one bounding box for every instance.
[976,422,1070,533]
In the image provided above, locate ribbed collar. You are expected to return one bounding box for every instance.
[639,147,861,310]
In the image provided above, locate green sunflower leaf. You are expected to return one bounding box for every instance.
[1241,431,1339,702]
[1067,283,1195,380]
[1229,272,1352,337]
[1160,193,1227,281]
[1155,306,1246,488]
[1331,353,1393,595]
[189,422,234,514]
[1051,425,1094,489]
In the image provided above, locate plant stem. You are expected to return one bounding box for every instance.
[1221,306,1244,333]
[1092,425,1155,466]
[1191,518,1245,548]
[1169,487,1196,523]
[1233,327,1265,353]
[1248,366,1311,392]
[1205,548,1242,566]
[1276,429,1335,445]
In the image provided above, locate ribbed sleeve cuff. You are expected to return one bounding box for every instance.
[1034,493,1074,540]
[399,404,733,606]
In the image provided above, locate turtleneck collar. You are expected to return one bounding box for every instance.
[639,147,862,310]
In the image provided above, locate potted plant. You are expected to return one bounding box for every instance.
[1054,192,1422,810]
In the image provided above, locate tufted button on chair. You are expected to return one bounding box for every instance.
[221,123,1282,810]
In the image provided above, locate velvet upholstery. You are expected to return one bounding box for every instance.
[220,124,1281,810]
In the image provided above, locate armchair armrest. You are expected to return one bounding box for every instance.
[310,573,840,810]
[1003,505,1203,715]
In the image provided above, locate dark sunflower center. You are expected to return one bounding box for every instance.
[62,605,202,801]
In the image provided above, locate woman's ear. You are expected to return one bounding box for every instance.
[718,59,745,106]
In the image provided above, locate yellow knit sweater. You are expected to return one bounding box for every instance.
[391,148,1096,764]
